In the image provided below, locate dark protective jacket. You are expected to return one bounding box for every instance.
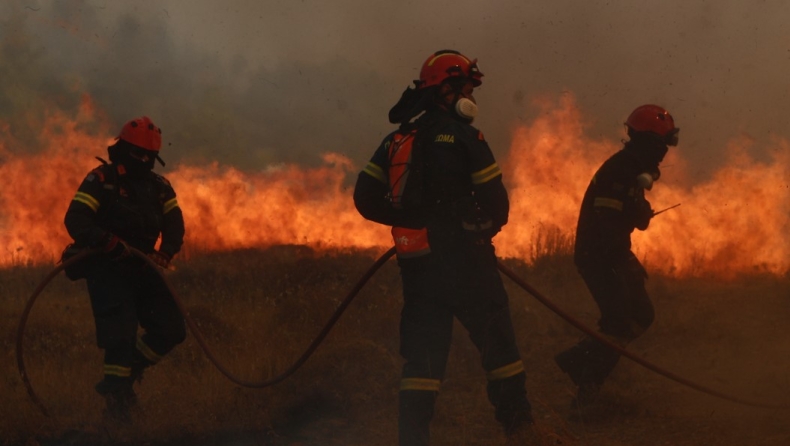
[355,107,530,446]
[64,163,185,258]
[354,108,509,243]
[573,144,655,267]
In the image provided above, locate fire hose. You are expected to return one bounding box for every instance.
[17,246,787,418]
[16,246,397,417]
[496,260,790,410]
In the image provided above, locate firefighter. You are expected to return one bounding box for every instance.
[354,50,533,445]
[555,104,679,407]
[64,116,186,420]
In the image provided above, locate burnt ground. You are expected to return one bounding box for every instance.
[3,247,790,445]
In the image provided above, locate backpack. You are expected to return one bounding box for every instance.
[387,125,434,259]
[387,124,432,211]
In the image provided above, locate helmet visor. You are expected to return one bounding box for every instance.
[128,145,157,164]
[445,59,482,87]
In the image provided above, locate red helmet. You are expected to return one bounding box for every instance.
[416,50,483,89]
[117,116,162,151]
[625,104,679,146]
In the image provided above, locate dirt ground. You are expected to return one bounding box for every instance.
[2,247,789,445]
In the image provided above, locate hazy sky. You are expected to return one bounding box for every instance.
[3,0,790,179]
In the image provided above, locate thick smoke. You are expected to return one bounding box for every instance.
[3,0,790,179]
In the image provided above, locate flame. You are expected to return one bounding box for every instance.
[0,96,113,265]
[499,94,790,278]
[1,93,789,277]
[0,97,389,267]
[169,154,387,253]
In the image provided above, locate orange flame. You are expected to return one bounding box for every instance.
[0,97,389,266]
[0,96,113,265]
[1,94,789,278]
[169,155,388,253]
[499,94,790,278]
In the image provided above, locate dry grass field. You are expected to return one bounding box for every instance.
[2,245,789,445]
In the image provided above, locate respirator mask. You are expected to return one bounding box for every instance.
[455,97,478,120]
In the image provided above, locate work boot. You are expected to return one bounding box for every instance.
[488,371,533,438]
[555,340,620,386]
[95,376,137,422]
[399,390,436,446]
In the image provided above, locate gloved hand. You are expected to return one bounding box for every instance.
[456,198,501,242]
[634,200,654,231]
[147,250,172,269]
[101,234,130,260]
[461,217,500,242]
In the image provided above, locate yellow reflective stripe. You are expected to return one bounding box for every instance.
[471,163,502,185]
[486,361,524,381]
[163,198,179,214]
[73,192,100,212]
[427,52,471,67]
[400,377,441,392]
[136,337,162,364]
[593,197,624,211]
[103,364,132,377]
[362,162,386,184]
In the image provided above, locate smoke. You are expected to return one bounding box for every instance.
[3,0,790,179]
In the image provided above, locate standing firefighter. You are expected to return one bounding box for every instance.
[63,116,186,420]
[354,50,533,445]
[555,104,679,406]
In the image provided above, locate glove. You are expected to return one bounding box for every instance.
[147,250,172,269]
[101,234,130,260]
[461,216,500,243]
[458,198,500,242]
[634,200,654,231]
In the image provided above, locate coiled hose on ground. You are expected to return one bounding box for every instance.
[17,246,788,418]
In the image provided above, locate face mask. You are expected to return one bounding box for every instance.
[637,169,661,191]
[637,172,654,190]
[108,143,156,176]
[455,97,478,120]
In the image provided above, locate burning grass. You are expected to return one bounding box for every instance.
[2,246,790,445]
[4,94,790,280]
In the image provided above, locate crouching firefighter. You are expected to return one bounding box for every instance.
[63,116,186,420]
[555,104,679,407]
[354,50,534,445]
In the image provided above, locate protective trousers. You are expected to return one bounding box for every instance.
[86,260,186,393]
[397,240,531,446]
[556,254,654,387]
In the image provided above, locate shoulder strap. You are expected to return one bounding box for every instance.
[387,129,418,209]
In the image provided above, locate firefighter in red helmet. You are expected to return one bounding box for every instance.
[354,50,534,445]
[63,116,186,420]
[555,104,679,408]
